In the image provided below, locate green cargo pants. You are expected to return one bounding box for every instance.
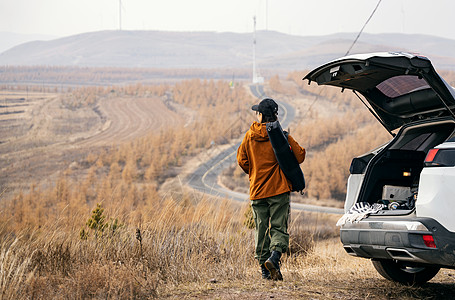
[251,192,290,265]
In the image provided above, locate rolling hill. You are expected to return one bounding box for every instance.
[1,30,455,71]
[0,32,56,54]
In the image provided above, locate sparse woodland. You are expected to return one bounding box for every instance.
[2,70,455,298]
[2,78,253,232]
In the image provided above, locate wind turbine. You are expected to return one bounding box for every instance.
[118,0,124,30]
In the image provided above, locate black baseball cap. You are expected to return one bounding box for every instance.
[251,98,278,116]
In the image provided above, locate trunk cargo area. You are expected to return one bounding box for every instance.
[356,119,455,214]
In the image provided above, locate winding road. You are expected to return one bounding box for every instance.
[186,85,344,215]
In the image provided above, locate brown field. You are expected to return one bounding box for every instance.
[0,90,183,198]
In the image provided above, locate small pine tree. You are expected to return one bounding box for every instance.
[81,203,123,240]
[86,203,107,236]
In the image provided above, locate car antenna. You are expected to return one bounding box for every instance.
[353,90,395,137]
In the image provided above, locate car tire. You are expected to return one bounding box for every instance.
[372,259,440,285]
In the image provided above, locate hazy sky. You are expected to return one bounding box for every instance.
[1,0,455,40]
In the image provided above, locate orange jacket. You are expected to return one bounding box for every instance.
[237,121,306,200]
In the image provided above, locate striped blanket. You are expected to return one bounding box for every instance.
[336,202,386,226]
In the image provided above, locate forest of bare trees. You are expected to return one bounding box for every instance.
[7,67,455,227]
[1,78,255,232]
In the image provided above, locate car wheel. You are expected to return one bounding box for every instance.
[372,259,440,285]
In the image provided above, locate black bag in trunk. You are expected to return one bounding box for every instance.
[266,120,305,192]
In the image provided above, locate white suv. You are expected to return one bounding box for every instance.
[304,52,455,285]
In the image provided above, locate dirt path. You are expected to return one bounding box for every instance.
[74,96,182,147]
[0,91,183,198]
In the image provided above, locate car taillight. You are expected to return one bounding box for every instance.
[424,148,455,167]
[422,235,436,248]
[424,149,439,163]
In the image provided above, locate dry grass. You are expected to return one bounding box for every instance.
[2,196,453,299]
[0,196,249,299]
[160,237,455,299]
[0,194,325,299]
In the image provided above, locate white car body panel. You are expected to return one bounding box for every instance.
[416,166,455,232]
[323,51,419,66]
[344,174,364,212]
[435,142,455,149]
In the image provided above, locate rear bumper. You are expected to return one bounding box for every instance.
[340,217,455,268]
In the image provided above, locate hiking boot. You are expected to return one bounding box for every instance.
[261,264,271,280]
[264,251,283,281]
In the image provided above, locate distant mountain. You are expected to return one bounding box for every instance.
[0,32,57,54]
[1,30,455,71]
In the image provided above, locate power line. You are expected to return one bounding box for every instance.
[345,0,383,56]
[303,0,383,118]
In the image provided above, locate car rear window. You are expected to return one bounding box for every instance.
[376,75,430,98]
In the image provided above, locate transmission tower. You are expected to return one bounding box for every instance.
[119,0,122,30]
[252,16,264,84]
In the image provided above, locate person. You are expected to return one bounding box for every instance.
[237,98,306,281]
